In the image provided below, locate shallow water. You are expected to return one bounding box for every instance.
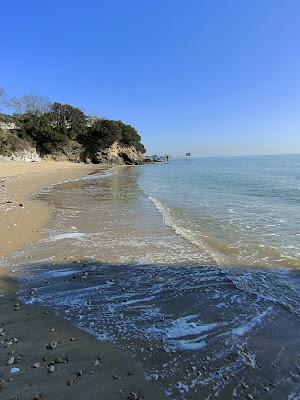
[139,155,300,268]
[2,158,300,399]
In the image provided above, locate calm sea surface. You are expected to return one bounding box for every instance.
[139,154,300,268]
[3,154,300,399]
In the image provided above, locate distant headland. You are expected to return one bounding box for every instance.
[0,89,147,165]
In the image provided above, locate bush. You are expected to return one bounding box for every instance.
[0,128,32,156]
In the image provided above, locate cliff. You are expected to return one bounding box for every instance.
[92,142,146,165]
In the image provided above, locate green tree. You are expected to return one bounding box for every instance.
[50,103,87,138]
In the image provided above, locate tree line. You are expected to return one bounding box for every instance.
[0,90,145,161]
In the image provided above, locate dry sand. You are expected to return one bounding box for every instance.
[0,161,163,400]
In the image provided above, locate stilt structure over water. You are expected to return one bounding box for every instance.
[185,152,192,160]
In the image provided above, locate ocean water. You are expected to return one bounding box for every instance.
[3,154,300,399]
[139,154,300,268]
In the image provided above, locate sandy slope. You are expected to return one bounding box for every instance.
[0,161,163,400]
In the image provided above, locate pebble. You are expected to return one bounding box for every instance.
[32,362,41,369]
[128,392,144,400]
[7,356,15,365]
[77,370,83,377]
[48,365,55,373]
[94,359,100,367]
[47,341,57,350]
[67,379,74,386]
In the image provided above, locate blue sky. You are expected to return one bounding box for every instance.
[1,0,299,156]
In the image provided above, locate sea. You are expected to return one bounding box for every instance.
[3,154,300,399]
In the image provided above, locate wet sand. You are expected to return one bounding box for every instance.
[0,162,164,400]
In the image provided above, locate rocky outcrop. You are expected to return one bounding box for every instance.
[0,142,146,165]
[0,148,41,162]
[93,142,146,165]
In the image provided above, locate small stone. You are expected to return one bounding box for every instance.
[6,356,15,365]
[54,357,63,364]
[32,362,40,369]
[70,337,75,342]
[77,370,83,377]
[47,341,57,350]
[67,379,74,386]
[113,375,122,380]
[127,392,144,400]
[247,395,254,400]
[94,359,100,367]
[48,365,55,373]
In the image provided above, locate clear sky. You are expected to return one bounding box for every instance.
[1,0,299,156]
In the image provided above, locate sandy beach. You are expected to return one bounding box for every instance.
[0,161,163,400]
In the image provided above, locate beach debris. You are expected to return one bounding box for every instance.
[127,371,134,376]
[240,350,256,368]
[54,356,64,364]
[19,203,24,207]
[113,375,122,380]
[6,356,15,365]
[48,365,55,373]
[32,362,41,368]
[67,379,74,386]
[10,367,20,374]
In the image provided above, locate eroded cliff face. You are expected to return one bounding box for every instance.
[0,149,41,162]
[0,142,146,165]
[93,142,146,165]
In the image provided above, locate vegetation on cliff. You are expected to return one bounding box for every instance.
[0,90,146,163]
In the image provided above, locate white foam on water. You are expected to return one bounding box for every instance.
[165,315,221,339]
[148,196,218,264]
[231,306,273,336]
[45,232,87,241]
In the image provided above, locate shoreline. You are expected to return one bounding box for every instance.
[0,161,164,400]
